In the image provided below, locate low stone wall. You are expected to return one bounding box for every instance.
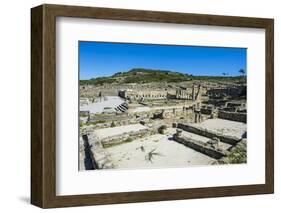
[83,114,141,130]
[81,134,99,170]
[207,86,246,99]
[173,134,228,159]
[177,123,241,145]
[218,110,246,123]
[101,128,157,147]
[83,134,115,169]
[94,119,139,129]
[200,108,213,115]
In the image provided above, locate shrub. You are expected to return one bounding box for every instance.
[110,121,116,127]
[158,125,167,134]
[125,137,133,142]
[228,146,247,164]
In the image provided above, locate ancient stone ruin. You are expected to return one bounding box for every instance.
[79,79,247,170]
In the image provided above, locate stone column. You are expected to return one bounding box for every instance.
[192,83,195,100]
[195,84,202,101]
[176,129,182,137]
[87,112,90,122]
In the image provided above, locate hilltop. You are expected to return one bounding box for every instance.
[80,68,243,85]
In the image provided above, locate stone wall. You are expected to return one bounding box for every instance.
[118,83,202,101]
[119,89,168,101]
[90,119,140,130]
[151,106,194,120]
[100,128,157,147]
[173,133,228,159]
[207,86,246,99]
[81,134,99,170]
[86,134,114,169]
[85,114,139,129]
[175,83,202,101]
[218,111,246,123]
[200,108,213,115]
[177,123,241,145]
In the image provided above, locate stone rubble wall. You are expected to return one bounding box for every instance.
[93,119,139,130]
[218,110,247,123]
[173,134,229,159]
[100,128,157,147]
[200,108,213,115]
[207,86,246,99]
[80,134,100,170]
[177,123,241,145]
[87,135,114,169]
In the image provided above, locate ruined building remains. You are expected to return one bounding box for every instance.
[175,84,202,100]
[119,83,202,101]
[118,89,168,101]
[207,85,246,99]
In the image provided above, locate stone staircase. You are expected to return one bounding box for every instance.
[115,102,128,113]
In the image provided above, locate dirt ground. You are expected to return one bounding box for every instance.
[103,133,215,170]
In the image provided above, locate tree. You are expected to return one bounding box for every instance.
[239,69,246,76]
[238,69,246,83]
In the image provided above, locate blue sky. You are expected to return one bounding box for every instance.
[79,41,246,80]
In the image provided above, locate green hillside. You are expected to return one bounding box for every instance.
[80,68,243,85]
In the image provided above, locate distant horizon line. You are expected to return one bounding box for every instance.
[79,68,246,80]
[80,74,246,80]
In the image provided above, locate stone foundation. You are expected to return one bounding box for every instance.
[218,111,246,123]
[173,133,229,159]
[176,123,241,145]
[101,128,157,147]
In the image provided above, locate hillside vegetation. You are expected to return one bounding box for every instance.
[80,68,244,85]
